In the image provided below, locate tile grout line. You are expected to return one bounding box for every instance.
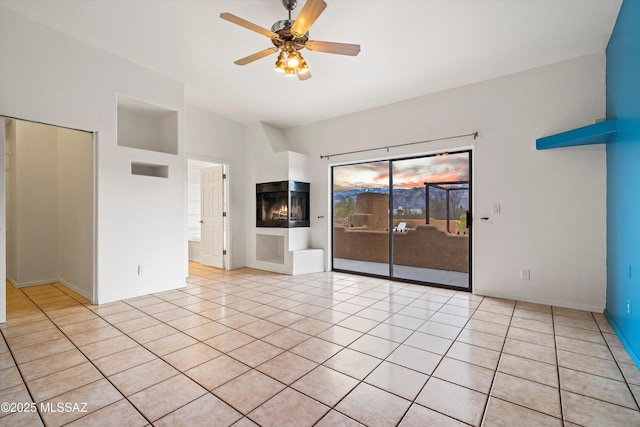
[552,311,640,415]
[591,311,640,410]
[245,276,443,425]
[491,305,640,424]
[93,297,261,423]
[489,304,569,424]
[392,294,536,424]
[112,276,389,424]
[197,268,640,423]
[455,297,506,427]
[390,292,471,426]
[6,270,640,426]
[258,277,435,425]
[22,279,279,425]
[302,282,451,425]
[14,288,155,427]
[552,307,567,424]
[296,283,443,425]
[0,325,47,426]
[201,270,368,424]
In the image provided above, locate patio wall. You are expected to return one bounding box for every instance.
[334,224,469,273]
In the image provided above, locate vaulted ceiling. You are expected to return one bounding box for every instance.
[0,0,622,128]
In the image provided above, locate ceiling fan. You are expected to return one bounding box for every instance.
[220,0,360,80]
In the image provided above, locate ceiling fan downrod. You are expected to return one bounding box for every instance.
[282,0,297,20]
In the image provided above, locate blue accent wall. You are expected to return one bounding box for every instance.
[606,0,640,366]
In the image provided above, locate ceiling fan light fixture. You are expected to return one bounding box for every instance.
[274,51,286,72]
[284,65,296,76]
[297,58,309,74]
[287,51,301,68]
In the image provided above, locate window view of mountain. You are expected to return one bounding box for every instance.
[333,153,469,221]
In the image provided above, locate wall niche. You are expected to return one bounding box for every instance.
[117,95,178,154]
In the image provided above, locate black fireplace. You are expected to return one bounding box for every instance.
[256,181,310,228]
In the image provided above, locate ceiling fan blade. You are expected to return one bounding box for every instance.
[297,70,312,81]
[220,13,280,40]
[234,47,279,65]
[305,40,361,56]
[291,0,327,38]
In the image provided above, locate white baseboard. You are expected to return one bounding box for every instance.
[58,278,92,301]
[96,282,187,305]
[474,288,604,313]
[6,276,18,288]
[11,278,59,288]
[9,277,93,302]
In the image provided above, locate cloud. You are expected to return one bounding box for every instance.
[333,153,469,190]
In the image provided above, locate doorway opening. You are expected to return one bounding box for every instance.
[3,118,96,313]
[187,158,229,269]
[331,150,472,291]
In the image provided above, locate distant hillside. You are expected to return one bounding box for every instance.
[392,187,426,210]
[334,187,468,211]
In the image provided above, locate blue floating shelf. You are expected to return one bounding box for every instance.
[536,119,618,150]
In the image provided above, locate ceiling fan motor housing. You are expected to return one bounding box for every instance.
[271,20,309,50]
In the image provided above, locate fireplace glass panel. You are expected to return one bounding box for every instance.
[259,191,288,222]
[256,181,310,228]
[290,192,308,222]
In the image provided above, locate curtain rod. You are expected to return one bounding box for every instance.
[320,131,478,160]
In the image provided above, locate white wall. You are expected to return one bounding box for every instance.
[0,8,187,304]
[8,121,59,285]
[58,127,94,298]
[185,103,247,269]
[0,7,608,313]
[285,53,607,312]
[243,124,319,272]
[5,120,16,288]
[288,152,310,183]
[5,121,93,297]
[245,123,295,270]
[246,123,291,184]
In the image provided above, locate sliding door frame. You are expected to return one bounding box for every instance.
[331,149,473,292]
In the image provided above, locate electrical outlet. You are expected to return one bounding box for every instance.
[492,203,501,214]
[520,269,530,280]
[138,264,145,275]
[627,300,632,315]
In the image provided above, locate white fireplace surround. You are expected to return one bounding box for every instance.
[254,227,324,275]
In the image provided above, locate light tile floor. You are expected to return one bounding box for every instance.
[1,263,639,426]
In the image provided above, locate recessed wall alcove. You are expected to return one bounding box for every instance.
[117,95,178,155]
[131,161,169,178]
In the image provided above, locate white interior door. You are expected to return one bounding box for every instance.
[200,165,224,268]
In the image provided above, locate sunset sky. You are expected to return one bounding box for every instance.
[333,153,469,192]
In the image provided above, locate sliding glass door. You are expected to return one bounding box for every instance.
[332,160,390,276]
[391,153,470,288]
[332,150,471,290]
